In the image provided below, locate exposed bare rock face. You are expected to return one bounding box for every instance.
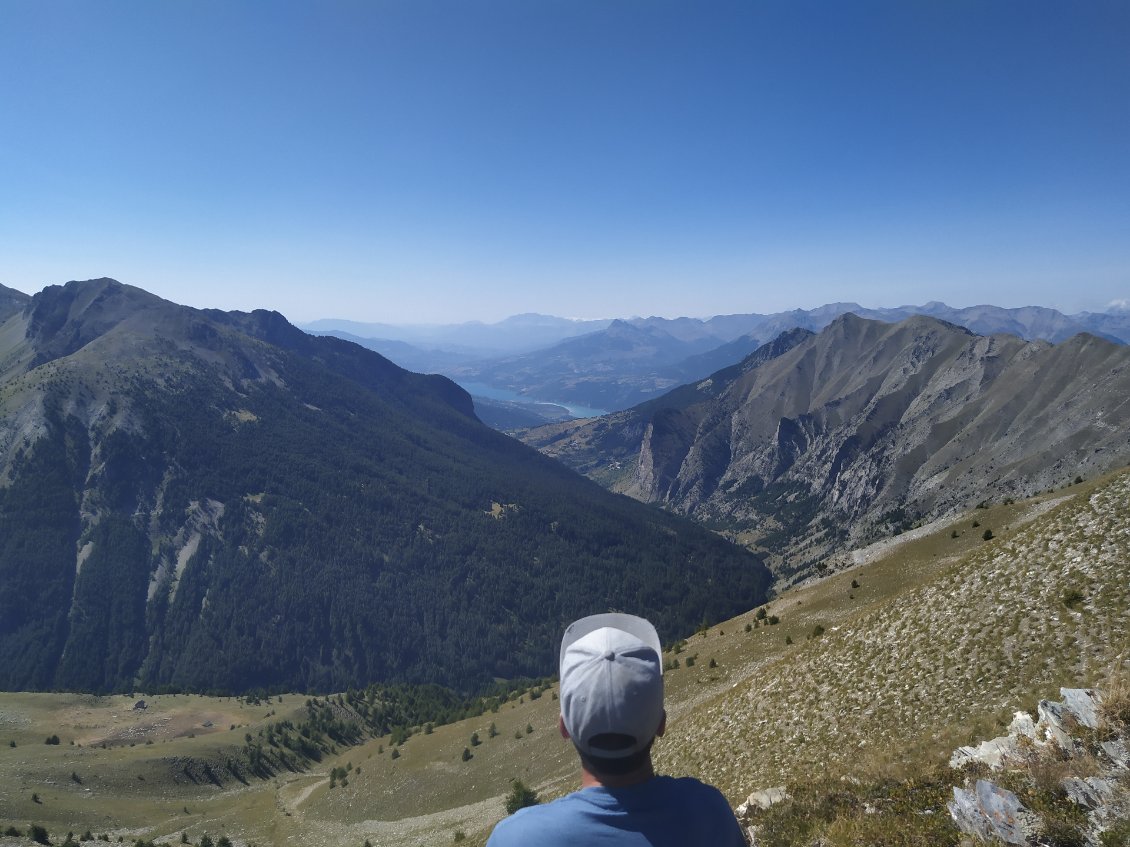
[521,314,1130,576]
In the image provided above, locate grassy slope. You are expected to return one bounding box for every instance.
[656,469,1130,800]
[2,470,1127,846]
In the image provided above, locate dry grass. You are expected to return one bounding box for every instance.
[1099,655,1130,732]
[656,469,1130,802]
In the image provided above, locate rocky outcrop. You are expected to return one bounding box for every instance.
[949,688,1130,847]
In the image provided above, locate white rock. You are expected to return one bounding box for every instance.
[743,787,789,811]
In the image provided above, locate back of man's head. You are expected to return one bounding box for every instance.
[558,613,664,774]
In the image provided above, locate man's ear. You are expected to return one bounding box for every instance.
[558,715,570,740]
[656,710,667,738]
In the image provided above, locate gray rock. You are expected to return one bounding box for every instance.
[1061,776,1115,809]
[1100,739,1129,769]
[1038,699,1074,747]
[1060,688,1102,729]
[950,736,1019,770]
[1007,710,1038,739]
[948,780,1029,845]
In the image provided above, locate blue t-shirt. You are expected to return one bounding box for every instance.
[486,775,747,846]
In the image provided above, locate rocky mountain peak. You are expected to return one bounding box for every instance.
[521,313,1130,578]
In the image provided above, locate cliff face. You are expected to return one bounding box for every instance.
[521,314,1130,574]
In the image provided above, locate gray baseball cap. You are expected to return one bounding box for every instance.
[559,613,664,759]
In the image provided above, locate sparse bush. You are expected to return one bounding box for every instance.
[972,520,981,528]
[768,615,780,625]
[1062,587,1085,611]
[1100,675,1130,728]
[470,731,481,746]
[951,530,959,539]
[525,723,533,735]
[390,747,400,760]
[45,734,60,745]
[453,832,466,843]
[744,623,752,633]
[1040,818,1085,847]
[5,827,23,838]
[982,528,994,540]
[29,824,50,844]
[461,747,472,762]
[1101,819,1130,847]
[504,778,540,814]
[811,624,825,639]
[785,635,793,645]
[851,579,859,589]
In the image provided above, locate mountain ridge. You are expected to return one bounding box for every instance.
[324,301,1130,417]
[518,314,1130,578]
[0,278,771,694]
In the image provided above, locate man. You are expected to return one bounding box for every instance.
[487,613,749,845]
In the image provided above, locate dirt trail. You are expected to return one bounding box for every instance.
[277,775,328,816]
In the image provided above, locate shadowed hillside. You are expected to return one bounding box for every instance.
[0,279,771,694]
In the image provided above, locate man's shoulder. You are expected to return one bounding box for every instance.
[486,778,745,846]
[654,774,731,802]
[485,794,586,846]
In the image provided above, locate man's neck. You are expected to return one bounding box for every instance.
[579,758,656,789]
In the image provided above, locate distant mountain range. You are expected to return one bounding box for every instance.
[304,303,1130,420]
[518,314,1130,579]
[304,313,612,357]
[0,279,770,694]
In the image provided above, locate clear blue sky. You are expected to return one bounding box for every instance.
[2,1,1127,324]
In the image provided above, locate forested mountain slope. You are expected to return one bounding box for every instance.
[520,314,1130,576]
[0,279,771,694]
